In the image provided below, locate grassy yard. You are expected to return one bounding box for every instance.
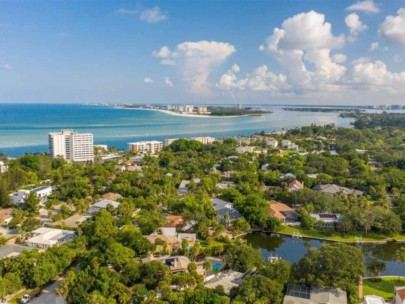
[279,225,405,243]
[363,277,405,301]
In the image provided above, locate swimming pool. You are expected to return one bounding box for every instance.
[212,263,223,270]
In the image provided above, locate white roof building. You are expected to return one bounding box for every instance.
[364,295,385,304]
[9,186,52,205]
[26,227,75,249]
[87,199,121,214]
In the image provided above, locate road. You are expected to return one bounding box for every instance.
[30,280,66,304]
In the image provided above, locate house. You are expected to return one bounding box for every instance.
[268,201,300,224]
[26,227,75,249]
[312,184,363,197]
[0,244,33,259]
[236,146,255,154]
[178,178,200,195]
[289,180,304,192]
[127,164,143,172]
[177,233,197,245]
[283,285,347,304]
[364,295,385,304]
[53,214,91,228]
[145,235,178,253]
[282,140,292,147]
[211,198,241,222]
[160,256,191,273]
[165,215,184,227]
[9,186,52,205]
[215,181,235,189]
[310,213,341,228]
[101,192,122,201]
[395,286,405,304]
[0,208,13,225]
[161,227,177,237]
[205,270,245,294]
[87,199,121,215]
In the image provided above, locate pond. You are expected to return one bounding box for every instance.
[244,232,405,276]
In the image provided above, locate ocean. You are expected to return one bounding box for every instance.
[0,104,355,157]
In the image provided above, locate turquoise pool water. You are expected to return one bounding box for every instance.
[212,263,223,270]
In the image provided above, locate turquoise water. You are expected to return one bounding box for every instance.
[0,104,354,156]
[212,263,223,271]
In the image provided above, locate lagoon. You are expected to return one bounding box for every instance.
[244,232,405,276]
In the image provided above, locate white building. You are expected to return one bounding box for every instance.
[364,295,385,304]
[191,136,215,144]
[49,129,94,162]
[26,227,75,249]
[9,186,52,205]
[0,161,8,174]
[128,141,163,154]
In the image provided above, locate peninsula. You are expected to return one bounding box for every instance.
[119,104,272,117]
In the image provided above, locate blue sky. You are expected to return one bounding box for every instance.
[0,0,405,105]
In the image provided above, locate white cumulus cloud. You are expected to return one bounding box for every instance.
[379,8,405,46]
[346,0,380,14]
[144,77,154,84]
[350,60,405,94]
[164,76,174,87]
[345,13,367,36]
[260,10,346,94]
[154,40,236,95]
[332,53,347,63]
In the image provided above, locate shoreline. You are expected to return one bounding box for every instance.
[114,106,266,119]
[242,228,405,244]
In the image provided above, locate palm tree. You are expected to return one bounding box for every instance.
[395,247,405,281]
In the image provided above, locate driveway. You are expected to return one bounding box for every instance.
[31,280,66,304]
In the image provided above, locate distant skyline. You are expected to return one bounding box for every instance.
[0,0,405,105]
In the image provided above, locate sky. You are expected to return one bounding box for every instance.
[0,0,405,105]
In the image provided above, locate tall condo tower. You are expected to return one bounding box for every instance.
[48,129,94,162]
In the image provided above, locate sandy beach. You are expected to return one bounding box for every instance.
[115,106,242,118]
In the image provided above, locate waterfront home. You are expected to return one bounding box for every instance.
[268,201,300,224]
[395,286,405,304]
[289,180,304,192]
[87,199,121,215]
[364,295,385,304]
[26,227,75,249]
[178,178,201,195]
[312,184,363,197]
[283,284,347,304]
[205,270,245,294]
[9,186,52,206]
[211,198,241,223]
[310,213,341,228]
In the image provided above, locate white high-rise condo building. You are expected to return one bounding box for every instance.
[49,130,94,162]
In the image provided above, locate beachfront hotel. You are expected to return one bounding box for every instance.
[48,130,94,162]
[128,141,164,155]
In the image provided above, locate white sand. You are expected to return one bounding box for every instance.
[115,107,241,118]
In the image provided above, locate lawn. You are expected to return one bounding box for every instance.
[279,225,405,243]
[363,277,405,301]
